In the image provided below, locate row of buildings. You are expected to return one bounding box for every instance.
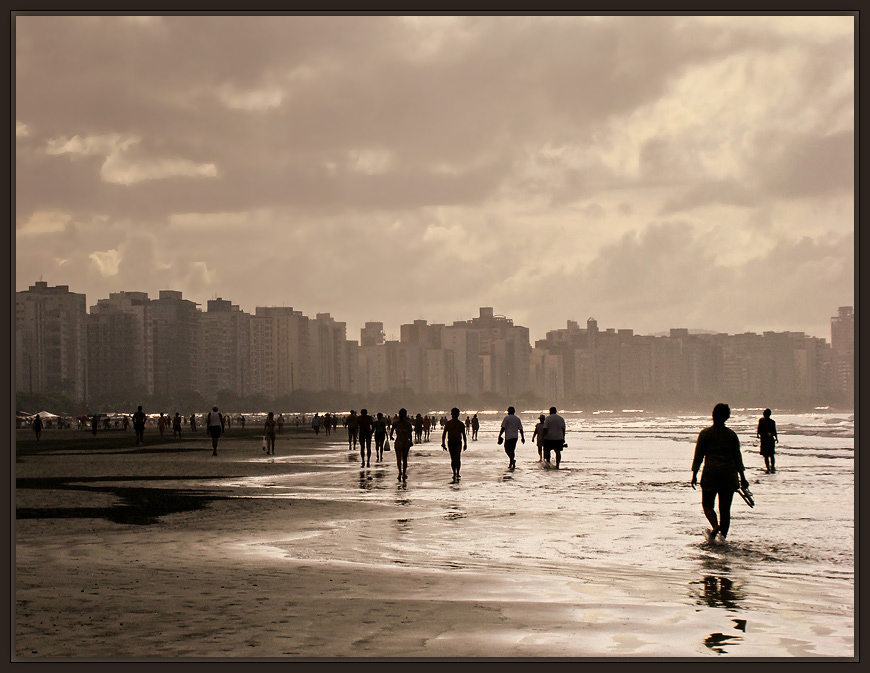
[15,281,855,407]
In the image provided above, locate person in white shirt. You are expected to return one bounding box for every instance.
[206,406,223,456]
[542,406,567,469]
[497,406,525,470]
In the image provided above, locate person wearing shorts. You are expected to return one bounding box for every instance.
[756,408,778,473]
[390,408,414,481]
[441,407,467,481]
[207,406,223,456]
[497,406,524,470]
[358,408,374,467]
[542,406,566,469]
[374,412,388,462]
[691,403,749,541]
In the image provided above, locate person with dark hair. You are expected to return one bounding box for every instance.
[358,408,374,467]
[471,414,480,441]
[691,403,749,542]
[172,412,182,438]
[390,408,414,481]
[32,414,43,441]
[542,407,566,468]
[374,412,388,462]
[207,406,223,456]
[756,408,778,473]
[441,407,468,482]
[497,406,525,470]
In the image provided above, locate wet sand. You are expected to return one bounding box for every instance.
[14,423,855,659]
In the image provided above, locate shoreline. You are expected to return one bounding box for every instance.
[15,429,854,659]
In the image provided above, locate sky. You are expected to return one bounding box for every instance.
[15,14,854,343]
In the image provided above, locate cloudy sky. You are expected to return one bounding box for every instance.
[16,14,854,343]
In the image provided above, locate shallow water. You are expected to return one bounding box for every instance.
[216,410,854,657]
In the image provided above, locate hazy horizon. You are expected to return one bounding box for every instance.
[16,15,854,343]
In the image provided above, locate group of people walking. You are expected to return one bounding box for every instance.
[80,400,779,541]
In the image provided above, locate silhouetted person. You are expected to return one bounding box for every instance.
[207,406,223,456]
[471,414,480,441]
[414,413,424,444]
[390,408,414,481]
[497,406,524,470]
[189,413,197,432]
[91,414,98,436]
[358,408,374,467]
[691,403,749,541]
[133,406,146,445]
[543,407,566,468]
[32,415,43,441]
[173,412,182,438]
[441,407,467,482]
[312,413,322,435]
[277,413,284,434]
[756,408,778,473]
[532,414,546,461]
[346,410,359,449]
[264,412,277,455]
[374,412,388,462]
[158,413,166,437]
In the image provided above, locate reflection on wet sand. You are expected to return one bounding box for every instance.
[705,631,743,654]
[694,575,745,610]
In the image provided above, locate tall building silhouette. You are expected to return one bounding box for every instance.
[16,281,87,403]
[831,306,854,401]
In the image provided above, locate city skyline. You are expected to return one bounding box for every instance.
[16,15,854,344]
[15,277,853,344]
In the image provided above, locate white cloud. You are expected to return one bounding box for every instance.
[16,121,29,137]
[18,210,71,236]
[101,155,217,185]
[89,249,121,277]
[46,133,139,156]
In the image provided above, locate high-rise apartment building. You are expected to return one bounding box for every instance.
[249,306,310,398]
[197,298,250,401]
[151,290,200,399]
[16,281,88,402]
[831,306,854,400]
[87,291,153,401]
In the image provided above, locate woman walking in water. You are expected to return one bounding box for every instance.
[691,403,749,542]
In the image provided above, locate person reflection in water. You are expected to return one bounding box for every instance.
[691,403,749,541]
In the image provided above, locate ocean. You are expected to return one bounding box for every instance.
[216,408,855,657]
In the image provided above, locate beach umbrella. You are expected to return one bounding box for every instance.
[36,411,60,419]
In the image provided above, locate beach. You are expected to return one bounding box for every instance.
[14,411,855,659]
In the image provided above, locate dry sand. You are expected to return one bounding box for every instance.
[14,426,852,659]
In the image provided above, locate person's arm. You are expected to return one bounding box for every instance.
[519,421,525,443]
[691,433,705,488]
[441,425,447,449]
[498,419,505,441]
[773,421,778,443]
[462,425,467,449]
